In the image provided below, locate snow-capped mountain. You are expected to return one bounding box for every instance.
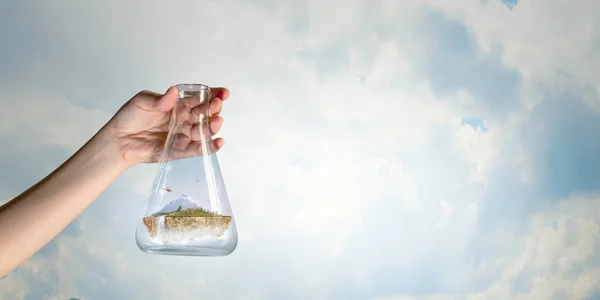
[155,194,199,214]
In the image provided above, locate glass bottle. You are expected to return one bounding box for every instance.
[135,83,238,256]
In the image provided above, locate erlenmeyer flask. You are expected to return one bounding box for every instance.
[135,83,238,256]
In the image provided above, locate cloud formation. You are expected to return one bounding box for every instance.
[1,0,600,299]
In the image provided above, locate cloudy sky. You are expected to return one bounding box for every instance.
[1,0,600,299]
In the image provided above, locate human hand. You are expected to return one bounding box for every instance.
[105,85,230,167]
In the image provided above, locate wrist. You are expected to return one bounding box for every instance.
[88,127,132,172]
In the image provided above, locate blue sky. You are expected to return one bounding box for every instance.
[1,0,600,299]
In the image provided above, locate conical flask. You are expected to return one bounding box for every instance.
[135,83,238,256]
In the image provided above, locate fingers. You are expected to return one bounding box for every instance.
[135,86,228,113]
[132,86,178,113]
[193,137,225,156]
[167,85,228,144]
[209,115,223,135]
[155,86,179,112]
[190,116,223,141]
[212,137,225,151]
[181,87,229,109]
[190,97,223,119]
[181,96,200,109]
[178,97,224,142]
[209,97,223,117]
[174,137,226,160]
[210,87,230,102]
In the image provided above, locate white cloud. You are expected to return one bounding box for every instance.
[422,0,600,109]
[0,81,113,152]
[372,193,600,300]
[0,275,27,300]
[464,193,600,300]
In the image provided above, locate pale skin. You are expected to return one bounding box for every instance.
[0,86,230,277]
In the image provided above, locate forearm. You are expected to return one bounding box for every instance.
[0,128,128,277]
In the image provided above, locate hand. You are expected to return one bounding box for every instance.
[106,86,230,167]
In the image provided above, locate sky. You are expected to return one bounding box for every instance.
[1,0,600,299]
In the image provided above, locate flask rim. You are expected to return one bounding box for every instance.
[175,83,210,93]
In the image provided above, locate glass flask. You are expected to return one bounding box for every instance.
[135,83,238,256]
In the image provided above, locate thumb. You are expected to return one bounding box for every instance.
[154,86,179,112]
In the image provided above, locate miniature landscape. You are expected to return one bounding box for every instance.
[142,194,232,243]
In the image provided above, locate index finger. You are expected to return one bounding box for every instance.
[210,87,230,101]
